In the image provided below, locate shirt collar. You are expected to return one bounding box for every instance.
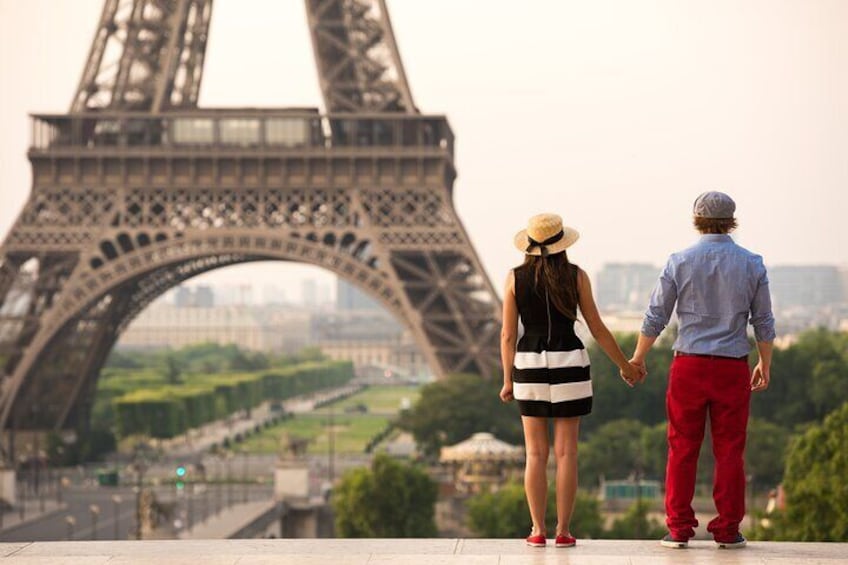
[700,234,733,243]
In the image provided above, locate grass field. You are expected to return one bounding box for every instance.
[235,385,421,455]
[313,385,420,415]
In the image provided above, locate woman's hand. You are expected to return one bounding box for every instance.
[619,362,644,388]
[499,382,514,402]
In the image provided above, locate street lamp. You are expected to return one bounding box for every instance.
[328,403,335,484]
[226,451,234,508]
[58,476,70,505]
[89,504,100,540]
[65,515,76,540]
[131,441,155,540]
[184,466,194,532]
[111,494,122,540]
[242,454,248,503]
[38,449,46,513]
[17,455,26,521]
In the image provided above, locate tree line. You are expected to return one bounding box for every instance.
[369,328,848,541]
[398,328,847,492]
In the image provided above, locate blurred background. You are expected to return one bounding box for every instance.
[0,0,844,543]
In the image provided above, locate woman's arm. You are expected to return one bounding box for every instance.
[576,268,641,385]
[500,270,518,402]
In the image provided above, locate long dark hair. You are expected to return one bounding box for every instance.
[522,251,579,319]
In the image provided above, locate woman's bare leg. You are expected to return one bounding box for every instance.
[521,416,550,535]
[553,417,580,536]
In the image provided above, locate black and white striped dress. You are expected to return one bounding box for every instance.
[512,263,593,418]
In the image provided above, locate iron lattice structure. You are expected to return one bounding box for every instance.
[0,0,501,439]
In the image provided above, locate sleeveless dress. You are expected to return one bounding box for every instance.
[512,263,593,418]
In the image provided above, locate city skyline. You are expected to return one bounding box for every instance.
[167,261,847,307]
[1,0,846,300]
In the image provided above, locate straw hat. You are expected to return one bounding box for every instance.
[513,213,579,256]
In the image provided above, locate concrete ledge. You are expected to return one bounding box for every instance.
[1,538,845,564]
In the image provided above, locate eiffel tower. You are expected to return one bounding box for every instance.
[0,0,502,445]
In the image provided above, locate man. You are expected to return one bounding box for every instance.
[629,191,775,549]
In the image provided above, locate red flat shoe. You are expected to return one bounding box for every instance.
[525,533,546,547]
[555,534,576,547]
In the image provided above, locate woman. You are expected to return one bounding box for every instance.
[500,213,644,547]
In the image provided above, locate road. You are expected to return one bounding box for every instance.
[0,384,363,542]
[0,487,137,542]
[0,482,274,542]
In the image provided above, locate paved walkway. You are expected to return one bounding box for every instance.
[0,539,844,564]
[161,384,364,457]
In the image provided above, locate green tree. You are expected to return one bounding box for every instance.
[753,329,848,427]
[745,418,790,491]
[578,419,647,487]
[467,482,603,539]
[333,453,438,537]
[602,500,666,539]
[583,334,671,436]
[639,421,668,481]
[161,353,183,385]
[776,401,848,541]
[397,373,522,457]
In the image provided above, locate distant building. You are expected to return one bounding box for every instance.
[174,286,193,308]
[262,284,287,305]
[769,265,843,310]
[312,309,428,377]
[302,279,318,308]
[841,266,848,302]
[117,297,429,375]
[595,263,660,312]
[173,285,214,308]
[118,302,312,352]
[195,285,214,308]
[337,279,382,311]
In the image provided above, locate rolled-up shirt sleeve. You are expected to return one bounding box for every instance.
[641,258,678,337]
[750,258,776,342]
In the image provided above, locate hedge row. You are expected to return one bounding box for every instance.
[115,360,354,438]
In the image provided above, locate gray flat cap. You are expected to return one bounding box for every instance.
[693,191,736,218]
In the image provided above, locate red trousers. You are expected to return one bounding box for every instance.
[665,355,751,542]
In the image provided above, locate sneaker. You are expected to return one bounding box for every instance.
[554,534,576,547]
[660,533,688,549]
[716,534,747,549]
[525,533,546,547]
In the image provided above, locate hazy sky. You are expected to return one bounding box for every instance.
[1,0,846,303]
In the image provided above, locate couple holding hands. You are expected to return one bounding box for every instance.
[499,191,775,550]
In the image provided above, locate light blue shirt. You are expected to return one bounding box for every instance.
[641,234,776,357]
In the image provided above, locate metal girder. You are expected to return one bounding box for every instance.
[306,0,416,113]
[70,0,213,112]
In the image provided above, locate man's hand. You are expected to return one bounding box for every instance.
[620,361,646,387]
[630,357,648,384]
[751,362,770,392]
[499,382,514,402]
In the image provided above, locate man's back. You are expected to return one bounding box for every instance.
[642,234,775,358]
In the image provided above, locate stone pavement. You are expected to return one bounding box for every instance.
[0,539,845,564]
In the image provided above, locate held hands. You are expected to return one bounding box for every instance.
[751,361,770,392]
[620,358,647,387]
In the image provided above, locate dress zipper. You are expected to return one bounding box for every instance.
[544,287,552,345]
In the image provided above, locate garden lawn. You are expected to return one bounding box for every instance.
[313,385,421,415]
[236,414,389,455]
[236,385,420,455]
